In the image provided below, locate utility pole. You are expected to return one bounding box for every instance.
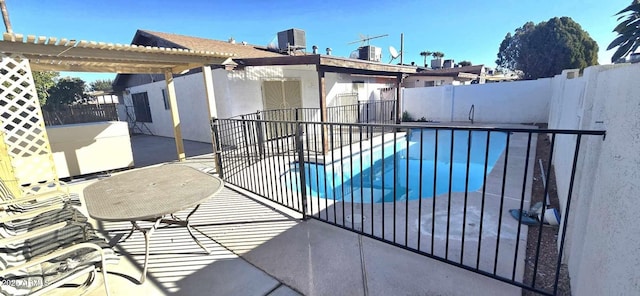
[399,33,404,65]
[0,0,13,34]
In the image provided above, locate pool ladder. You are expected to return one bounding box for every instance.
[468,104,475,124]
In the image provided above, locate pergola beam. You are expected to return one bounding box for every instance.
[164,71,185,161]
[0,33,232,75]
[1,35,231,64]
[29,63,172,74]
[201,65,222,174]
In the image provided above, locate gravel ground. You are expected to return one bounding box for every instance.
[522,131,571,296]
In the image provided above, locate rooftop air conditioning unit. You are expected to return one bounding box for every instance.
[358,46,382,62]
[277,29,306,52]
[443,59,455,68]
[431,58,443,69]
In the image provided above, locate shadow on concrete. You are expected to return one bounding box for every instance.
[130,135,213,168]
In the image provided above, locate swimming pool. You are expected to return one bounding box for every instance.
[288,129,507,203]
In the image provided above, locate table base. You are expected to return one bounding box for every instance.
[119,205,213,284]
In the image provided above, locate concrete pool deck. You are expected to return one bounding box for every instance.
[63,131,536,295]
[69,180,520,296]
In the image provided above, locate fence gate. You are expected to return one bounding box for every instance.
[213,113,605,296]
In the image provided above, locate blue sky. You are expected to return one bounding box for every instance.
[6,0,631,83]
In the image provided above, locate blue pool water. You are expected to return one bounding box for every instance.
[288,129,507,203]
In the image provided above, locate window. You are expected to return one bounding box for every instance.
[131,92,152,122]
[161,89,171,110]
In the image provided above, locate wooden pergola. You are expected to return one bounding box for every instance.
[0,33,235,165]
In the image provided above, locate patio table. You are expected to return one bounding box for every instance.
[83,164,223,283]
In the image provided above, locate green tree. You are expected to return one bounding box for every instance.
[458,60,472,66]
[432,51,445,58]
[496,17,598,79]
[419,51,432,67]
[32,71,59,106]
[89,79,114,92]
[608,0,640,62]
[45,77,87,110]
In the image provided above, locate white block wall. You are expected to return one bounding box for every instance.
[403,79,552,123]
[404,63,640,295]
[547,63,640,296]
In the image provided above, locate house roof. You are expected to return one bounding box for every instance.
[114,30,416,90]
[0,32,234,73]
[135,30,283,59]
[236,55,417,75]
[412,65,485,77]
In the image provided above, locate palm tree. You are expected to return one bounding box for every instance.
[419,51,432,67]
[432,51,445,59]
[608,0,640,62]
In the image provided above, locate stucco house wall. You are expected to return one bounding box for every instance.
[125,73,213,143]
[212,65,319,119]
[123,65,396,143]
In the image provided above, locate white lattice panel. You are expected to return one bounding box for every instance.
[0,53,58,190]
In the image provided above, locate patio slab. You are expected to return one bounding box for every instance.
[235,212,519,296]
[63,178,298,296]
[60,134,528,295]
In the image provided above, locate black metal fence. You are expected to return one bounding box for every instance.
[233,100,396,124]
[326,100,396,124]
[213,116,605,295]
[43,104,119,126]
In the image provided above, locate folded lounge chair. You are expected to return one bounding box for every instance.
[0,207,118,296]
[0,178,77,214]
[0,179,118,295]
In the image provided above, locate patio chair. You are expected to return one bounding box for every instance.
[1,201,85,237]
[0,204,118,296]
[0,179,72,226]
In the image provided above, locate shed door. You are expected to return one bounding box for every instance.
[262,80,302,139]
[262,80,302,112]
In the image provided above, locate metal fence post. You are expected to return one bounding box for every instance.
[210,117,224,178]
[256,112,265,156]
[296,122,308,219]
[240,115,252,166]
[366,102,370,124]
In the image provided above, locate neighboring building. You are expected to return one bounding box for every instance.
[113,30,416,143]
[484,68,520,83]
[86,91,119,104]
[404,65,486,87]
